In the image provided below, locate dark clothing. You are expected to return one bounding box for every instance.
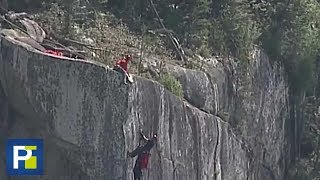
[132,152,150,180]
[133,155,143,180]
[129,138,156,158]
[144,138,157,152]
[129,146,144,158]
[129,137,157,180]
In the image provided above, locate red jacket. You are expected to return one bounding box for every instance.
[138,152,150,169]
[116,59,129,72]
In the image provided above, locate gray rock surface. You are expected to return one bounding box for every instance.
[0,36,295,180]
[166,49,290,180]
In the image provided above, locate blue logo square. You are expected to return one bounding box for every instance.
[6,139,44,175]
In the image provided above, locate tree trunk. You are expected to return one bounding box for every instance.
[148,0,187,64]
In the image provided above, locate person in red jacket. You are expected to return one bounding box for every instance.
[127,131,157,180]
[113,54,132,84]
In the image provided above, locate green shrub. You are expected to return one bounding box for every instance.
[185,60,200,70]
[158,73,183,98]
[198,45,211,58]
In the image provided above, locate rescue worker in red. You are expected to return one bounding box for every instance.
[127,131,158,180]
[113,54,132,84]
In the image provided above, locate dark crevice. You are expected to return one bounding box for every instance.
[0,37,9,99]
[202,70,219,115]
[213,120,220,179]
[168,97,175,180]
[156,143,163,180]
[186,104,201,180]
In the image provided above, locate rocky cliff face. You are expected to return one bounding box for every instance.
[0,36,296,180]
[166,49,290,180]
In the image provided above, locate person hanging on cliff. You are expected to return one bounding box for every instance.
[127,130,157,180]
[113,54,132,84]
